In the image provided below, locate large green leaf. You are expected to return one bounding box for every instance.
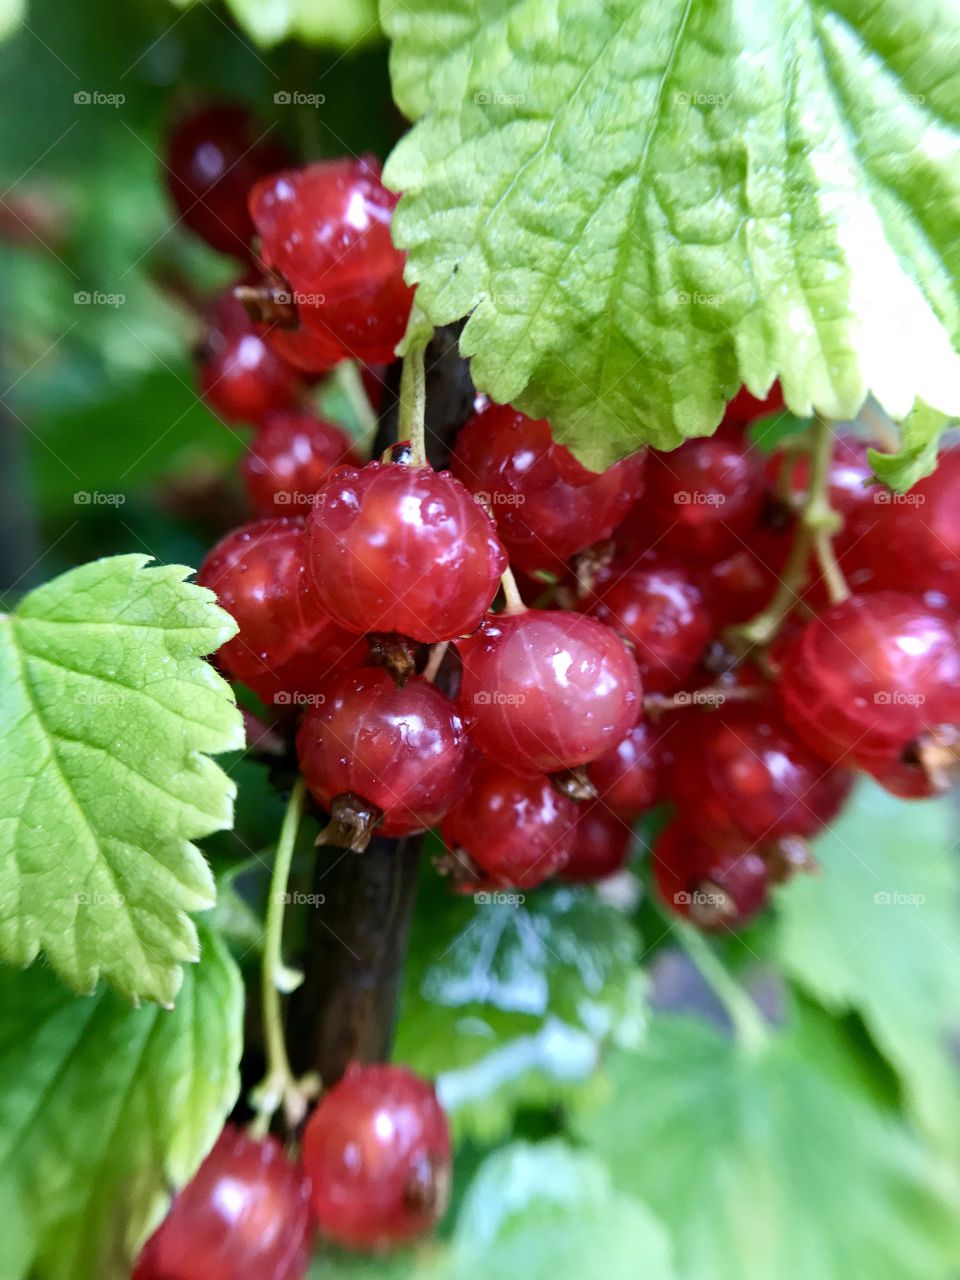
[867,401,954,491]
[383,0,960,468]
[0,926,244,1280]
[575,1013,960,1280]
[776,780,960,1149]
[0,555,243,1004]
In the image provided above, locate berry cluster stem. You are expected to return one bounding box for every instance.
[398,337,428,467]
[499,565,527,615]
[675,922,769,1056]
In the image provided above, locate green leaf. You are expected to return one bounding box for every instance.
[171,0,380,48]
[383,0,960,468]
[775,780,960,1150]
[868,401,954,491]
[0,554,244,1004]
[575,1013,960,1280]
[395,873,645,1139]
[0,926,244,1280]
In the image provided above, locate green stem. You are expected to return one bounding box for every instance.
[499,565,527,615]
[805,417,850,605]
[398,339,428,466]
[675,923,769,1056]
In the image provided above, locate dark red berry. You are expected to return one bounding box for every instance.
[561,804,633,881]
[198,288,301,426]
[249,157,414,365]
[585,721,664,819]
[166,104,291,259]
[243,411,362,516]
[451,404,645,573]
[457,610,642,775]
[306,462,507,643]
[297,669,468,842]
[441,757,576,888]
[302,1064,451,1252]
[133,1125,311,1280]
[653,822,769,930]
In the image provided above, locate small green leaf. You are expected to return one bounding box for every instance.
[0,554,243,1005]
[0,926,244,1280]
[384,0,960,468]
[868,402,954,491]
[171,0,380,48]
[575,1014,960,1280]
[775,780,960,1150]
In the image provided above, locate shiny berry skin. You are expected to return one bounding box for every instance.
[166,104,291,259]
[262,322,342,376]
[249,157,414,365]
[778,592,960,789]
[669,702,853,842]
[306,462,507,643]
[297,669,468,838]
[846,447,960,603]
[302,1064,451,1251]
[197,519,360,703]
[243,411,362,515]
[653,822,769,930]
[133,1125,311,1280]
[198,288,301,425]
[582,562,712,693]
[441,758,576,888]
[585,721,663,819]
[561,804,633,882]
[451,404,645,573]
[627,439,764,562]
[458,610,642,775]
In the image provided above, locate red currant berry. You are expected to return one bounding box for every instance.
[198,288,301,426]
[197,519,361,704]
[249,157,414,365]
[458,610,641,775]
[261,322,341,377]
[778,591,960,792]
[582,561,712,693]
[296,668,468,845]
[451,404,645,573]
[302,1064,451,1252]
[561,804,633,882]
[133,1125,311,1280]
[668,701,852,842]
[243,411,362,516]
[306,462,507,643]
[625,440,764,562]
[585,721,663,819]
[653,822,769,930]
[166,104,291,259]
[441,757,576,887]
[697,526,792,627]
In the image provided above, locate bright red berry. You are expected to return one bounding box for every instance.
[653,822,769,930]
[561,804,633,882]
[457,610,642,775]
[778,591,960,793]
[197,519,361,704]
[243,411,362,516]
[451,404,645,573]
[249,157,414,365]
[306,462,507,643]
[582,561,712,693]
[166,104,291,259]
[441,757,576,888]
[302,1064,451,1252]
[198,288,301,426]
[585,721,664,819]
[297,669,468,844]
[133,1125,311,1280]
[260,322,342,377]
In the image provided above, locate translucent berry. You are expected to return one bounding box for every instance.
[249,157,414,365]
[197,519,360,704]
[306,462,507,643]
[561,804,633,882]
[778,591,960,793]
[451,404,645,573]
[440,758,576,888]
[458,610,641,775]
[261,322,342,377]
[197,288,301,426]
[133,1125,311,1280]
[166,104,291,259]
[243,411,362,515]
[585,721,664,819]
[653,822,769,930]
[582,561,712,693]
[302,1064,451,1252]
[296,668,468,846]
